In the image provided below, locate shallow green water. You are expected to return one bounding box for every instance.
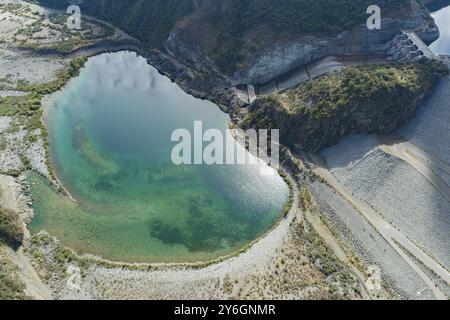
[29,51,289,263]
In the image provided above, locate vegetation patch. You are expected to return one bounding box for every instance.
[0,94,41,117]
[0,57,87,178]
[0,3,23,13]
[242,59,448,151]
[37,0,410,74]
[38,0,194,49]
[0,245,28,300]
[194,0,409,74]
[17,57,87,94]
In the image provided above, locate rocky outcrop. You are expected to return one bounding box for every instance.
[241,60,448,152]
[247,91,426,152]
[35,0,442,112]
[229,1,439,85]
[387,31,437,62]
[152,0,441,111]
[18,38,236,112]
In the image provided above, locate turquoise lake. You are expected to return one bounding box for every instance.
[29,51,289,263]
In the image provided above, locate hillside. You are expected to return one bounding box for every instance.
[36,0,412,75]
[241,59,448,151]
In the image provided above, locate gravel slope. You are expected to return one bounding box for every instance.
[320,134,450,274]
[310,181,435,299]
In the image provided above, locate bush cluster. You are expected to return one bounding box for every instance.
[242,60,448,151]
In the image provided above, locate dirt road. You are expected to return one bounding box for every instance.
[309,153,449,300]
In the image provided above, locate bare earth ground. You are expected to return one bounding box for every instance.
[0,0,384,300]
[0,174,51,299]
[3,0,448,301]
[316,121,450,299]
[24,175,372,300]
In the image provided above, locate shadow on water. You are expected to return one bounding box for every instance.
[29,51,289,263]
[425,0,450,13]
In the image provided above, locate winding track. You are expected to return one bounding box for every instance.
[378,134,450,203]
[309,152,450,300]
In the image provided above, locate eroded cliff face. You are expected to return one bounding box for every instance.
[166,0,439,85]
[34,0,441,111]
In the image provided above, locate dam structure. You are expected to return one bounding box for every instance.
[235,30,442,102]
[387,30,437,61]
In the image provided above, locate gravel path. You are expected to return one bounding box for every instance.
[310,181,435,299]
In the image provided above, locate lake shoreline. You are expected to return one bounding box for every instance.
[23,160,377,300]
[0,6,306,294]
[2,0,440,299]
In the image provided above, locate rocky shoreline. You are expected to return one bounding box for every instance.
[15,0,444,122]
[17,38,238,113]
[1,0,448,300]
[22,167,378,300]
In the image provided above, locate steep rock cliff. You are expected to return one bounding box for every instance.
[241,60,448,151]
[35,0,441,107]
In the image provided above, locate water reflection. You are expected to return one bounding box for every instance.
[30,51,289,263]
[430,6,450,55]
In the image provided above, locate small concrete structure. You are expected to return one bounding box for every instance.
[234,84,257,105]
[387,30,436,62]
[257,55,385,95]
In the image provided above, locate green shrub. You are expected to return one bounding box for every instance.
[0,207,24,249]
[0,94,42,117]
